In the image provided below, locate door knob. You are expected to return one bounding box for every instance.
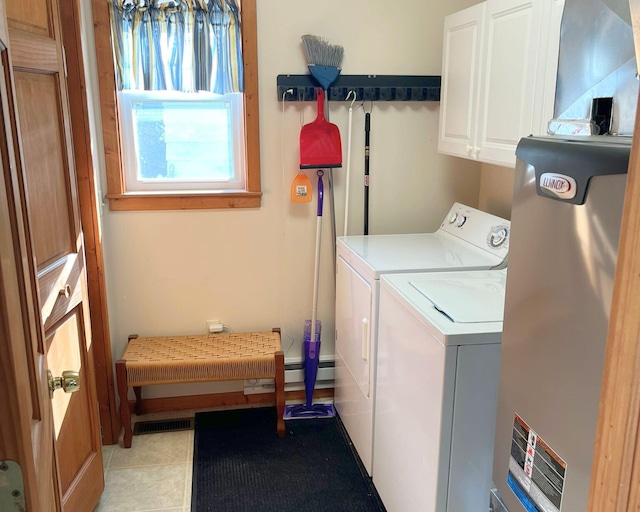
[48,370,80,398]
[59,284,72,298]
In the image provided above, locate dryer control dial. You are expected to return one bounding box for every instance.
[456,215,467,227]
[488,225,509,248]
[448,212,458,224]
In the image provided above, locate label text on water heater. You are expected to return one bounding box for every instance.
[539,173,577,200]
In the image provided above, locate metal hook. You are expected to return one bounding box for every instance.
[346,90,357,108]
[361,99,373,114]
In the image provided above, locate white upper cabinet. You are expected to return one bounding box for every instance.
[438,2,486,160]
[439,0,564,167]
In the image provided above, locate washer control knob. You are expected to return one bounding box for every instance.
[448,212,458,224]
[456,215,467,227]
[488,226,509,248]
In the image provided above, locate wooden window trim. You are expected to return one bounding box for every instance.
[91,0,261,211]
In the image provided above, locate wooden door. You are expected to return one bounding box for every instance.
[0,1,59,509]
[1,0,104,510]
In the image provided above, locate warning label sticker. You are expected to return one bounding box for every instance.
[507,414,567,512]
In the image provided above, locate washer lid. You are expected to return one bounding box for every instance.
[337,233,503,280]
[409,274,506,323]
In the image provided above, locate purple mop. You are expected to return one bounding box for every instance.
[285,170,335,419]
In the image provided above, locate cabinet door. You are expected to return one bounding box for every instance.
[476,0,543,166]
[438,2,486,159]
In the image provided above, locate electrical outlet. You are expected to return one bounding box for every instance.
[206,320,224,333]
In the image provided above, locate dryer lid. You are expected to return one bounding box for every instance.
[409,275,506,323]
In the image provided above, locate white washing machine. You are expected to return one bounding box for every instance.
[335,203,510,476]
[373,269,506,512]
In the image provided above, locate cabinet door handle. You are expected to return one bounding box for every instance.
[361,318,369,361]
[473,146,481,158]
[466,144,473,155]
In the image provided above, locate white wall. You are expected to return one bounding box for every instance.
[86,0,484,398]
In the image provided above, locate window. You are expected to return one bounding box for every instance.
[92,0,261,210]
[118,90,246,192]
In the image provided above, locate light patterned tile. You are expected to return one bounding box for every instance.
[183,462,193,509]
[110,430,191,469]
[94,464,188,512]
[102,444,115,471]
[186,429,194,461]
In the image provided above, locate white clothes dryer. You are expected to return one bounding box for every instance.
[335,203,509,476]
[373,269,507,512]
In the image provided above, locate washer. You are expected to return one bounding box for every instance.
[335,203,510,476]
[373,269,507,512]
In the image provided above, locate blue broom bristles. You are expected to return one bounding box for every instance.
[301,34,344,94]
[306,65,341,92]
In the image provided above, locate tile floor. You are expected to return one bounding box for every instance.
[94,412,196,512]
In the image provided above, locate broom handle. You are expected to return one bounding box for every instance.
[364,112,370,235]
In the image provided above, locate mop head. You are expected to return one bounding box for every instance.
[283,320,334,419]
[284,402,335,420]
[301,34,344,90]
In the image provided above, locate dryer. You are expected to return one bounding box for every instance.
[335,203,510,476]
[373,269,507,512]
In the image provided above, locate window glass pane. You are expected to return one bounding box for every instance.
[119,91,246,192]
[134,100,234,182]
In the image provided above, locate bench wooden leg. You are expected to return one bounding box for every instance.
[275,350,285,438]
[133,386,143,415]
[116,360,133,448]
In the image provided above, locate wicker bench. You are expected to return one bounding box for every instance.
[115,329,285,448]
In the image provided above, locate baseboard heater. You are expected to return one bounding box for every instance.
[243,355,334,395]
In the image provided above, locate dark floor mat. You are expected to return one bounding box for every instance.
[191,407,386,512]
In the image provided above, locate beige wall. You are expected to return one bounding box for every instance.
[83,0,484,398]
[478,163,515,220]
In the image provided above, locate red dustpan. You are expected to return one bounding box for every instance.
[300,88,342,169]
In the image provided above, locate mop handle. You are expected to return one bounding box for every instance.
[311,170,324,350]
[328,169,336,271]
[317,170,324,216]
[323,89,337,272]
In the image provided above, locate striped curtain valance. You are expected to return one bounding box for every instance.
[108,0,243,94]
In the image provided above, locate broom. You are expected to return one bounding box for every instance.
[284,36,344,420]
[302,34,343,414]
[301,34,344,93]
[301,34,343,270]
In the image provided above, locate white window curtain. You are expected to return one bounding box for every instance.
[108,0,243,94]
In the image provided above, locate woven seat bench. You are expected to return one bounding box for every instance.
[115,329,285,448]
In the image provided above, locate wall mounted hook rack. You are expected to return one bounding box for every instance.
[276,74,441,102]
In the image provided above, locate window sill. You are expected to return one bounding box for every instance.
[106,191,262,211]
